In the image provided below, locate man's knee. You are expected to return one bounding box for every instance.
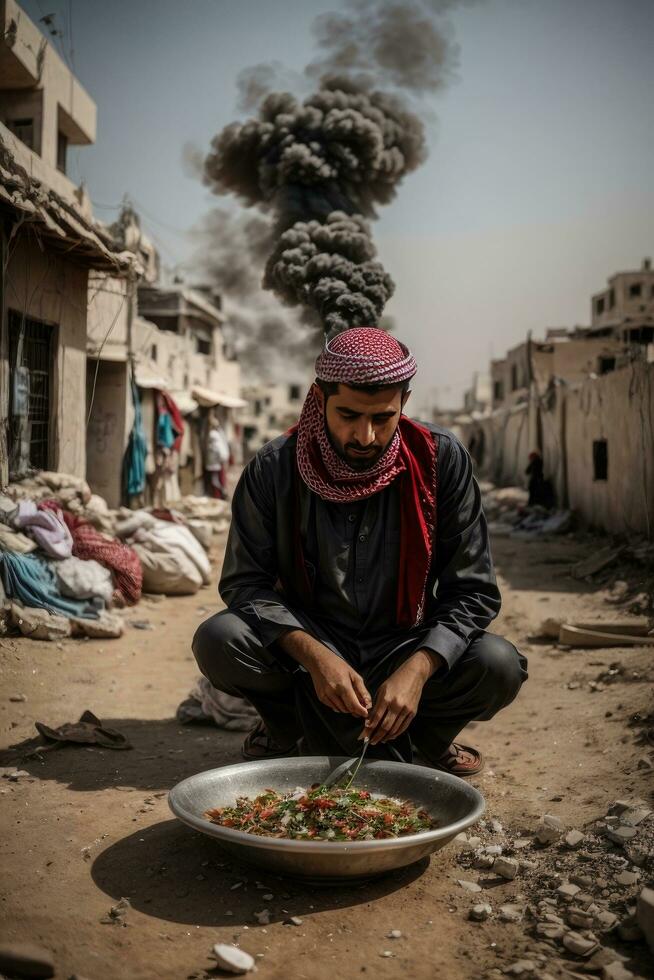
[472,632,528,706]
[192,609,249,679]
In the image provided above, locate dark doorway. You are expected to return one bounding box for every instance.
[592,439,608,481]
[8,310,54,477]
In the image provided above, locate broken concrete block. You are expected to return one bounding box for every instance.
[457,879,482,893]
[499,904,523,923]
[10,603,71,641]
[71,612,124,639]
[562,931,599,956]
[564,829,586,849]
[557,882,581,899]
[535,814,564,845]
[615,870,640,887]
[493,856,519,880]
[469,903,492,921]
[636,887,654,953]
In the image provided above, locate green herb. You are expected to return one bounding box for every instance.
[204,784,438,841]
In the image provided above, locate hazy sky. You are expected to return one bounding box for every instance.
[19,0,654,410]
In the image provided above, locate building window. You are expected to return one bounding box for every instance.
[629,283,642,298]
[196,337,211,356]
[598,356,616,375]
[151,344,157,362]
[608,288,615,309]
[56,131,68,174]
[624,326,654,345]
[595,296,605,315]
[8,311,54,476]
[493,380,504,402]
[593,439,608,481]
[289,384,301,401]
[7,117,35,150]
[254,400,262,417]
[510,364,519,391]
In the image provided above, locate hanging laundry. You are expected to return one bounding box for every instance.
[124,373,148,499]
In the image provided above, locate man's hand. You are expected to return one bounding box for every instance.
[278,629,371,718]
[308,651,372,718]
[362,649,445,745]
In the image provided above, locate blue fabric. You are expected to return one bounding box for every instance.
[0,552,101,619]
[157,410,175,450]
[124,374,148,497]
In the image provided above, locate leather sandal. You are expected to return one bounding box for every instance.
[241,720,298,761]
[426,741,484,777]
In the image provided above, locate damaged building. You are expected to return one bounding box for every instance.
[455,260,654,537]
[0,0,140,487]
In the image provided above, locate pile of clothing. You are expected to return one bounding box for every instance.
[115,509,210,595]
[0,473,147,641]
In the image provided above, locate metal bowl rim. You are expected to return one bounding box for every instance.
[168,756,486,854]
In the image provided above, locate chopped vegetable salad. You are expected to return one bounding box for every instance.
[204,784,438,841]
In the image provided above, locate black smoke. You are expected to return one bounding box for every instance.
[202,0,471,339]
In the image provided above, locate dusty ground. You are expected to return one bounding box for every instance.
[0,526,653,980]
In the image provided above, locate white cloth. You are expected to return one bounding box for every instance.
[117,510,211,595]
[54,557,114,603]
[206,427,230,471]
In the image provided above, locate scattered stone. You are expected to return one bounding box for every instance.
[535,815,564,845]
[519,859,537,870]
[0,943,55,979]
[9,693,26,702]
[615,870,639,887]
[254,909,271,925]
[499,904,523,923]
[458,879,482,892]
[262,893,274,901]
[624,845,648,867]
[503,960,536,976]
[129,619,153,630]
[557,882,581,899]
[283,916,303,926]
[493,856,519,880]
[212,944,255,975]
[469,903,492,921]
[490,819,504,834]
[604,825,637,845]
[562,931,599,957]
[595,909,618,931]
[387,929,402,939]
[474,854,495,869]
[564,830,586,850]
[620,806,651,826]
[567,908,594,929]
[10,603,71,641]
[454,833,482,851]
[617,913,643,942]
[536,921,565,940]
[601,963,635,980]
[379,951,393,958]
[485,844,503,856]
[1,767,30,781]
[512,839,531,850]
[636,887,654,953]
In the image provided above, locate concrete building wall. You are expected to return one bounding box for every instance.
[5,232,88,476]
[565,362,654,536]
[591,261,654,330]
[85,359,130,507]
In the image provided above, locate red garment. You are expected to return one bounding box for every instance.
[158,391,184,452]
[39,501,143,605]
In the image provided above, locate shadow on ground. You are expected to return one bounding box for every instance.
[0,718,243,792]
[91,818,431,927]
[491,536,599,594]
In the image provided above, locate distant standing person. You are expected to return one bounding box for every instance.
[525,450,554,509]
[205,416,230,500]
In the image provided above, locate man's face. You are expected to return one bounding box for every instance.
[315,383,410,471]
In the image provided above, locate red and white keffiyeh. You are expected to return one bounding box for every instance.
[290,327,437,627]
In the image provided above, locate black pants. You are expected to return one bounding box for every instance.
[192,610,528,760]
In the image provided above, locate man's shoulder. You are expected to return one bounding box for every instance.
[251,431,298,470]
[410,418,464,455]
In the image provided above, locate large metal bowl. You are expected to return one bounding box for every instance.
[168,756,485,880]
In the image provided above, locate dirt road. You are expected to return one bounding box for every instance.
[1,527,652,980]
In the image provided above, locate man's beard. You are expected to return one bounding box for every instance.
[324,417,395,471]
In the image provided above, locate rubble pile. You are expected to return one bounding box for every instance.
[0,473,230,642]
[481,483,574,540]
[452,800,654,979]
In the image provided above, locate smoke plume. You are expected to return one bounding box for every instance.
[202,0,470,343]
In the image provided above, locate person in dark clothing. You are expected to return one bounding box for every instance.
[526,451,555,509]
[193,328,528,777]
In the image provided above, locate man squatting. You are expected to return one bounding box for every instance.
[193,328,528,775]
